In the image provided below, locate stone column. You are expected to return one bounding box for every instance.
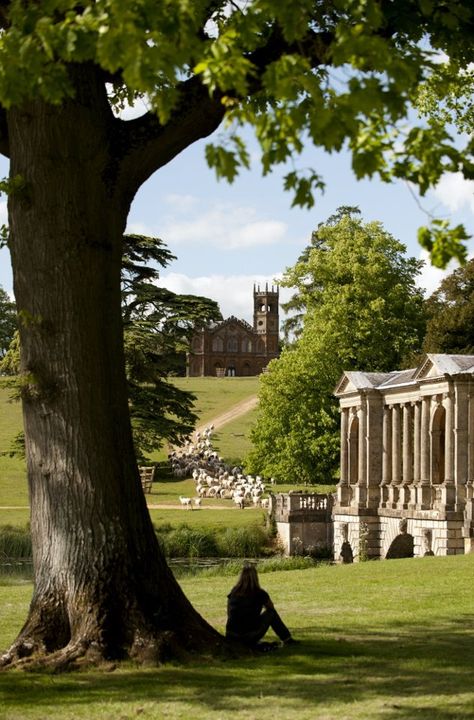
[337,407,351,506]
[354,396,367,507]
[413,402,421,483]
[366,391,382,508]
[454,382,469,512]
[418,395,432,509]
[389,404,401,507]
[381,404,392,506]
[469,391,474,483]
[410,401,421,508]
[401,403,413,507]
[464,390,474,542]
[435,390,456,511]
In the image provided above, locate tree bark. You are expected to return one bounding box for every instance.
[2,65,222,669]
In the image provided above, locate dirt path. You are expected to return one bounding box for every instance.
[195,395,258,435]
[0,397,260,512]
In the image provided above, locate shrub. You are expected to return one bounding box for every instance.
[158,524,219,558]
[216,525,269,558]
[0,525,32,560]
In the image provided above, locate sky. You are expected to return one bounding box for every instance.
[0,120,473,325]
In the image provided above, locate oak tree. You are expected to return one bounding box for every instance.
[0,0,472,668]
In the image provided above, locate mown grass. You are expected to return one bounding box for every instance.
[2,554,474,719]
[210,405,259,465]
[0,377,261,510]
[172,376,259,427]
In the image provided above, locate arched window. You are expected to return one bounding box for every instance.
[212,336,224,352]
[227,337,238,352]
[192,336,202,351]
[348,416,359,484]
[431,405,446,484]
[241,339,252,352]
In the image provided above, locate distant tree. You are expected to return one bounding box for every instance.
[281,206,361,340]
[423,259,474,354]
[0,285,16,359]
[122,234,221,460]
[247,211,426,483]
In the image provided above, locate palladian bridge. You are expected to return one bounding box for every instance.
[275,354,474,561]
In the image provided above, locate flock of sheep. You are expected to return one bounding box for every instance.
[169,425,273,510]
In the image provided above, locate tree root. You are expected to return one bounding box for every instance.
[1,629,236,673]
[0,637,104,672]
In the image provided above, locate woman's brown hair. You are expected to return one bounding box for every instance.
[229,562,261,596]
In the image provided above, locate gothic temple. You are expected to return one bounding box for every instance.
[187,284,279,377]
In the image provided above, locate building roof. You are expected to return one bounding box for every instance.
[207,316,254,334]
[335,354,474,396]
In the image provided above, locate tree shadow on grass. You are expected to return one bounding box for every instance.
[2,618,474,719]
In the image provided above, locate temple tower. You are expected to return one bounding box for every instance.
[253,283,279,357]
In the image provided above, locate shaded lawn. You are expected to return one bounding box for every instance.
[1,556,474,719]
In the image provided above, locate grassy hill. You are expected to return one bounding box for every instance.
[0,376,261,520]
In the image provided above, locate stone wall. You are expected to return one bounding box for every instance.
[274,492,333,557]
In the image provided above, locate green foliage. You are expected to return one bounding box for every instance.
[122,234,221,460]
[247,209,426,483]
[423,258,474,354]
[0,2,471,262]
[418,220,470,268]
[0,524,31,561]
[155,522,272,559]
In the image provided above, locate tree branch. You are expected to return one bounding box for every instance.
[112,24,333,201]
[113,76,226,202]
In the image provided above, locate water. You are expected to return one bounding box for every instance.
[0,561,33,582]
[0,557,235,583]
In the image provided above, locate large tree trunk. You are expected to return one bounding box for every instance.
[2,65,222,669]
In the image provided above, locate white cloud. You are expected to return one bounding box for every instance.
[415,250,467,298]
[0,200,7,225]
[125,220,156,237]
[154,272,292,323]
[164,193,199,213]
[432,172,474,215]
[161,203,287,249]
[418,244,474,300]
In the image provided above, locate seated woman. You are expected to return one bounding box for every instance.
[225,562,298,647]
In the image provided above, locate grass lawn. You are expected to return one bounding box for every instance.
[0,377,333,530]
[172,376,259,427]
[149,506,266,532]
[2,554,474,719]
[210,405,259,465]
